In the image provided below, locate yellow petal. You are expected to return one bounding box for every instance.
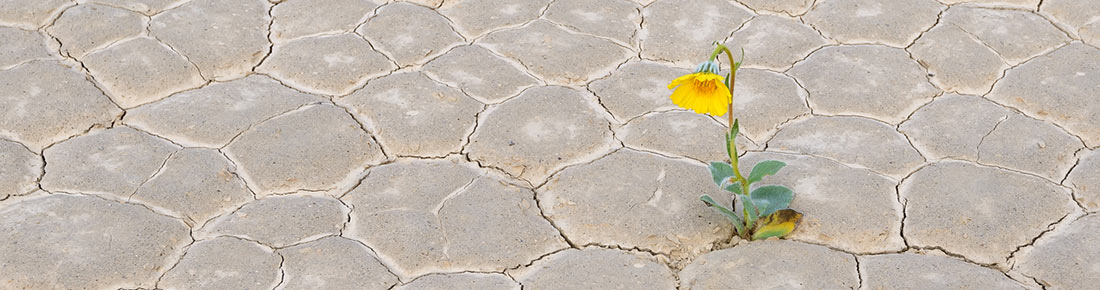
[695,73,725,83]
[667,73,699,90]
[711,100,728,116]
[669,86,691,106]
[712,82,732,116]
[716,80,731,99]
[666,73,733,116]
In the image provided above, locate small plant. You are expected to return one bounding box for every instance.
[667,42,802,241]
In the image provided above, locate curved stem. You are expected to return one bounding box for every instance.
[716,44,747,187]
[715,43,759,235]
[708,44,723,61]
[719,45,737,127]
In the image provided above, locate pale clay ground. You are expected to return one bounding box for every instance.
[0,0,1098,289]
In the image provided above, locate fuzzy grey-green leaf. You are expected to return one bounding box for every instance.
[724,182,743,194]
[747,160,786,184]
[701,194,744,234]
[708,162,734,186]
[751,185,794,217]
[739,194,759,227]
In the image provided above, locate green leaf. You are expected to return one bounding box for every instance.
[746,160,786,184]
[708,162,734,187]
[750,185,794,217]
[724,73,732,94]
[724,132,733,162]
[726,119,741,163]
[737,47,745,69]
[719,176,741,194]
[752,209,802,240]
[723,182,742,194]
[739,194,758,228]
[700,195,745,234]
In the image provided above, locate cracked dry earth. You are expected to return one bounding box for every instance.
[1,0,1099,289]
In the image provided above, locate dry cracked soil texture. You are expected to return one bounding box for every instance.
[0,0,1098,289]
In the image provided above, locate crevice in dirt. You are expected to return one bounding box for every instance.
[540,18,635,52]
[536,0,556,19]
[473,40,549,86]
[896,126,932,164]
[759,149,897,182]
[582,59,633,124]
[904,6,947,50]
[126,148,180,201]
[460,154,535,189]
[201,233,281,250]
[339,235,403,285]
[581,243,674,265]
[416,58,475,93]
[760,112,813,150]
[530,181,578,249]
[331,100,393,160]
[332,196,354,237]
[147,33,210,83]
[618,108,687,126]
[1032,3,1077,41]
[798,13,839,46]
[217,100,324,149]
[951,26,1010,70]
[1022,272,1050,290]
[729,0,760,15]
[1004,212,1072,267]
[720,15,757,49]
[1056,151,1091,215]
[41,189,185,225]
[989,98,1091,152]
[350,0,388,38]
[623,146,707,167]
[504,247,572,272]
[432,177,480,261]
[974,115,1010,161]
[979,39,1070,98]
[895,90,941,124]
[909,245,994,268]
[188,197,249,237]
[36,1,77,31]
[853,254,864,290]
[249,0,277,72]
[780,42,838,75]
[532,146,623,190]
[455,104,488,155]
[1060,147,1084,185]
[894,162,935,249]
[395,269,525,289]
[634,4,648,60]
[214,148,261,201]
[39,5,131,115]
[153,232,195,289]
[269,251,287,290]
[627,5,643,50]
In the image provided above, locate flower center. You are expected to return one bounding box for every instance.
[694,79,718,94]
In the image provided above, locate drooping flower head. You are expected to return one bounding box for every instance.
[667,60,732,116]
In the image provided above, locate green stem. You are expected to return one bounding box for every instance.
[714,45,743,177]
[714,43,757,236]
[707,44,723,62]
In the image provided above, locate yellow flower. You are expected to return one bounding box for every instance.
[667,72,732,116]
